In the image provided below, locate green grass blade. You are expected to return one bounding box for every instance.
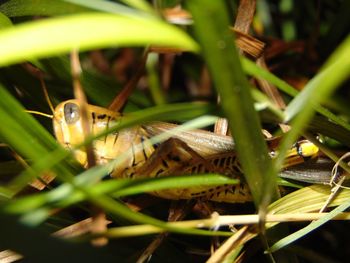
[4,174,238,224]
[64,0,155,17]
[112,174,239,197]
[0,0,92,16]
[285,36,350,122]
[0,12,12,28]
[187,0,276,206]
[242,57,350,133]
[0,12,199,67]
[269,188,350,253]
[118,0,154,12]
[0,0,153,18]
[147,53,166,105]
[274,36,350,170]
[0,84,81,195]
[0,85,58,160]
[216,185,350,255]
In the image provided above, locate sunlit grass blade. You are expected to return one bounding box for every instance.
[270,200,350,253]
[285,37,350,123]
[274,36,350,171]
[268,185,350,215]
[118,0,154,13]
[112,174,239,198]
[65,0,155,16]
[92,220,232,240]
[75,193,231,236]
[205,185,350,257]
[268,186,350,252]
[4,174,238,225]
[242,57,350,132]
[0,12,199,67]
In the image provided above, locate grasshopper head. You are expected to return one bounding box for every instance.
[295,140,319,158]
[53,99,85,148]
[53,99,121,166]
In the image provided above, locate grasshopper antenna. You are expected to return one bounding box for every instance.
[39,72,55,114]
[25,110,53,118]
[24,71,55,118]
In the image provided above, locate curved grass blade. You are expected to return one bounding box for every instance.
[270,186,350,252]
[0,11,12,28]
[187,0,276,206]
[209,185,350,259]
[4,174,238,225]
[0,84,82,195]
[0,85,58,162]
[274,36,350,171]
[65,0,155,16]
[118,0,154,13]
[270,200,350,253]
[242,57,350,132]
[0,13,199,67]
[0,0,153,18]
[110,174,239,197]
[284,36,350,123]
[0,0,92,16]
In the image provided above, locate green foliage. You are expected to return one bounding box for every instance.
[0,0,349,262]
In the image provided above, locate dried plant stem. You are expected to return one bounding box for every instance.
[99,212,350,239]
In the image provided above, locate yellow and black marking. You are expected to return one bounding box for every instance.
[284,140,319,168]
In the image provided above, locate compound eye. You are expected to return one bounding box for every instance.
[64,102,80,124]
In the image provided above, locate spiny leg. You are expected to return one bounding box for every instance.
[124,138,252,203]
[123,137,215,179]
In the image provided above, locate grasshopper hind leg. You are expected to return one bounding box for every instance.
[127,138,252,203]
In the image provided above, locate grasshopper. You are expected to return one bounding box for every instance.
[52,99,319,203]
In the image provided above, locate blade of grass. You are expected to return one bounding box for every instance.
[113,174,239,198]
[284,37,350,122]
[0,85,58,162]
[269,190,350,253]
[0,0,91,16]
[4,174,238,225]
[0,12,12,28]
[1,156,233,237]
[274,36,350,171]
[187,0,277,206]
[64,0,155,17]
[118,0,154,13]
[0,84,83,195]
[198,185,350,260]
[147,52,166,105]
[242,57,350,133]
[0,0,153,18]
[0,12,199,67]
[81,185,350,240]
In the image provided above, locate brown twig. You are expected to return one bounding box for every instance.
[108,49,149,112]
